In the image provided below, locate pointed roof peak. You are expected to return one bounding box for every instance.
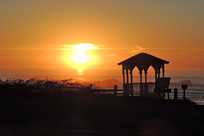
[118,52,169,66]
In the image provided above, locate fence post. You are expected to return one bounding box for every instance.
[114,85,118,96]
[174,88,178,100]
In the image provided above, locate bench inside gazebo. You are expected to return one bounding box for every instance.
[118,53,170,97]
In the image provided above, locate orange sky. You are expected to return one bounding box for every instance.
[0,0,204,83]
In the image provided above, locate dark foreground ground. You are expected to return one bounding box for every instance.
[0,90,204,136]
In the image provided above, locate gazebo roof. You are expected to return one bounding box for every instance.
[118,53,169,68]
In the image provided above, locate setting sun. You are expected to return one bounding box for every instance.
[71,43,97,64]
[62,43,99,75]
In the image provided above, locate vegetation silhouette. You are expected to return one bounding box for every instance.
[0,78,92,96]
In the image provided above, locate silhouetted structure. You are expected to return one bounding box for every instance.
[114,85,118,95]
[182,84,188,100]
[174,88,178,100]
[118,53,170,96]
[155,77,171,98]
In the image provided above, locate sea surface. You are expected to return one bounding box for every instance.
[132,77,204,105]
[169,83,204,105]
[138,83,204,105]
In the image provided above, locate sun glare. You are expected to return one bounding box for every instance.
[71,43,97,64]
[62,43,99,75]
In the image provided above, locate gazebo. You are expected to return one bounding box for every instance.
[118,53,170,96]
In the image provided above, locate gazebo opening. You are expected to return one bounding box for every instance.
[118,52,170,97]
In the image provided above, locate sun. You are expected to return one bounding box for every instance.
[62,43,99,75]
[71,43,97,64]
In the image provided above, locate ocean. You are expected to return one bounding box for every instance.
[168,76,204,105]
[136,83,204,105]
[132,77,204,105]
[169,84,204,105]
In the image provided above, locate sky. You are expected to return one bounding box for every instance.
[0,0,204,83]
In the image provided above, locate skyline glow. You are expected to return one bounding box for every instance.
[0,0,204,83]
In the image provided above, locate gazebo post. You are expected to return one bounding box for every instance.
[162,64,165,78]
[144,70,148,84]
[130,69,133,96]
[122,66,126,91]
[157,68,161,79]
[126,68,129,95]
[144,69,148,95]
[155,67,161,81]
[139,70,143,96]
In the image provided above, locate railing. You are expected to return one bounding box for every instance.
[93,83,156,96]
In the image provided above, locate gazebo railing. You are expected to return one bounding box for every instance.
[124,82,156,96]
